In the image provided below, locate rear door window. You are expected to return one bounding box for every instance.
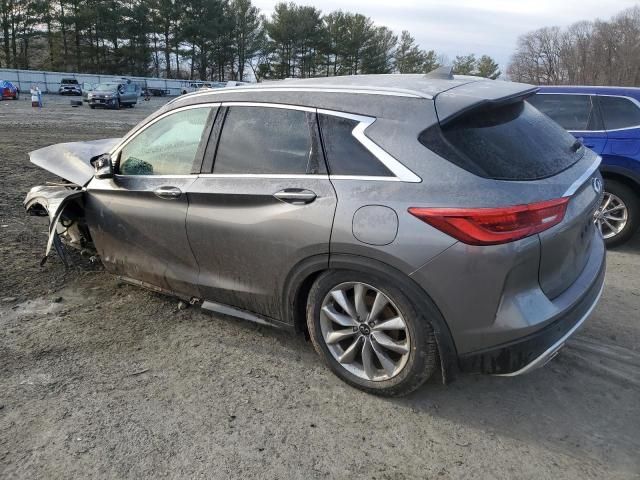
[318,114,393,177]
[598,96,640,130]
[419,100,584,181]
[214,106,321,174]
[527,94,601,131]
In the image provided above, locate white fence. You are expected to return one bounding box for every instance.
[0,68,201,96]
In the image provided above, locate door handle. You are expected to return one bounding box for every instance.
[153,186,182,200]
[273,189,317,205]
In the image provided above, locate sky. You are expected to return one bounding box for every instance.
[253,0,639,69]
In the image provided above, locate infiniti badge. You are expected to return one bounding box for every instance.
[592,177,603,194]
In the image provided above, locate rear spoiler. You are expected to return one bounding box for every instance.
[435,80,539,126]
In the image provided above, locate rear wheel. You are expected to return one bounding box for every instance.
[596,179,639,247]
[306,270,438,396]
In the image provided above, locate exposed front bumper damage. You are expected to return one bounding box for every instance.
[24,185,85,266]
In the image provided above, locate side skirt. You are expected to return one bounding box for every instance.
[201,301,292,330]
[119,275,292,330]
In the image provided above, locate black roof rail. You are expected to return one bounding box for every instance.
[425,66,454,80]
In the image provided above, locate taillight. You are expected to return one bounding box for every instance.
[408,198,569,246]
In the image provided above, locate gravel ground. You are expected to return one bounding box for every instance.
[1,95,639,479]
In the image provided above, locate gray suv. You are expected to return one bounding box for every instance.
[87,81,139,109]
[24,73,606,396]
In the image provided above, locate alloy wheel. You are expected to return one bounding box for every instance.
[595,192,628,239]
[319,282,410,382]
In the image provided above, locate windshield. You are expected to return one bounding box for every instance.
[94,83,119,92]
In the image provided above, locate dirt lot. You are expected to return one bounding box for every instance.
[1,95,639,479]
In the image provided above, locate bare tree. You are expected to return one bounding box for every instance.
[508,6,640,86]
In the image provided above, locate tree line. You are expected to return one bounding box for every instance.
[508,6,640,85]
[0,0,501,81]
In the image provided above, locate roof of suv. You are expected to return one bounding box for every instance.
[174,74,499,101]
[159,75,537,131]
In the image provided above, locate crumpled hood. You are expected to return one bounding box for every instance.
[29,138,121,186]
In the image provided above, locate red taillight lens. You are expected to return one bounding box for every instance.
[408,198,569,246]
[2,88,9,95]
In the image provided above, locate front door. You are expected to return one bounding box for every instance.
[86,105,217,297]
[186,104,337,320]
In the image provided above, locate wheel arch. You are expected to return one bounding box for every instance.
[283,253,459,383]
[600,162,640,194]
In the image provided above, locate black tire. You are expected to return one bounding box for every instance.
[115,99,121,110]
[306,269,438,397]
[601,179,639,248]
[89,105,95,109]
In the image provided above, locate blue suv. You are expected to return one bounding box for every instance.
[529,86,640,246]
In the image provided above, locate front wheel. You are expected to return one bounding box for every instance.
[306,270,438,397]
[595,179,639,247]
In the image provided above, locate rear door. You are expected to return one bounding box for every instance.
[528,93,608,154]
[86,105,217,297]
[186,103,337,320]
[597,94,640,158]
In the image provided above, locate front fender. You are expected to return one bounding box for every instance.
[24,185,84,264]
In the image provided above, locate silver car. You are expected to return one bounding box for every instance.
[24,72,606,396]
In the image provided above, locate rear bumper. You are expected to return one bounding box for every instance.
[457,251,606,375]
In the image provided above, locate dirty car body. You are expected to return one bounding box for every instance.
[24,74,606,396]
[87,82,138,109]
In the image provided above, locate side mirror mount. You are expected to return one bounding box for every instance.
[91,153,114,179]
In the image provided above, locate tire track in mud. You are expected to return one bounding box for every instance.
[566,335,640,388]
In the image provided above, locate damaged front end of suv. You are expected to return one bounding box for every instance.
[23,138,120,266]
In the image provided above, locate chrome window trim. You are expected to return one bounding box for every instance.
[216,102,422,183]
[196,173,401,182]
[108,100,422,183]
[563,155,602,197]
[109,103,220,158]
[317,108,421,182]
[535,92,640,133]
[199,173,328,180]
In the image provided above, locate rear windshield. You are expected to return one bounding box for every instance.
[419,101,584,180]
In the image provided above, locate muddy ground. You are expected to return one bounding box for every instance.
[1,95,639,479]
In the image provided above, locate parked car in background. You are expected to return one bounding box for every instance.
[180,81,226,94]
[24,73,605,396]
[59,78,82,96]
[529,86,640,247]
[143,87,169,97]
[0,80,19,100]
[86,81,139,109]
[82,82,96,102]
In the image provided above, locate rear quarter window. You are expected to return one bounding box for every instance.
[420,101,584,181]
[527,94,602,131]
[598,96,640,130]
[319,114,393,177]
